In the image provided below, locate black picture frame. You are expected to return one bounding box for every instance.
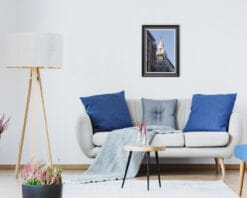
[142,25,180,77]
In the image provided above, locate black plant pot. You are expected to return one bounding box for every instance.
[22,184,63,198]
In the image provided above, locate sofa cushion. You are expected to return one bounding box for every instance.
[80,91,132,133]
[184,132,229,147]
[183,94,237,132]
[142,98,177,129]
[93,132,184,147]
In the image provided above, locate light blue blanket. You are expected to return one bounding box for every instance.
[63,126,179,184]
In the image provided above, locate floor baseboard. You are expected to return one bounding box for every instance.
[0,164,240,170]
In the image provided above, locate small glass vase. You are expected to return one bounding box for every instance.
[142,132,149,146]
[136,131,142,143]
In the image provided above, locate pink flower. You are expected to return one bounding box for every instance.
[20,162,62,185]
[137,122,143,132]
[0,114,10,134]
[136,122,147,134]
[143,122,147,134]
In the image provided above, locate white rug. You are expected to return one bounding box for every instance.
[63,179,238,198]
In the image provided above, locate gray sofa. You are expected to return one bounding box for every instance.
[76,99,243,176]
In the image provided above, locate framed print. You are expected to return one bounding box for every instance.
[142,25,180,77]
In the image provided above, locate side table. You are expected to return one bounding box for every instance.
[121,145,165,191]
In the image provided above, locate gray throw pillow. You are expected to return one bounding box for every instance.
[142,98,177,129]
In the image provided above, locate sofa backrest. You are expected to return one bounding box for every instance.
[126,99,192,131]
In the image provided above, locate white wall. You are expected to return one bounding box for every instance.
[0,0,247,165]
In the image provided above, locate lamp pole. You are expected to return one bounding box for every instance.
[6,33,63,179]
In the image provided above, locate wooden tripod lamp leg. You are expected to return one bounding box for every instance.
[15,69,33,178]
[37,68,53,166]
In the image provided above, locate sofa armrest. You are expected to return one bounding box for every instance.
[227,112,243,152]
[76,112,96,158]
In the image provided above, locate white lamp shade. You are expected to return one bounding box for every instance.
[6,33,63,68]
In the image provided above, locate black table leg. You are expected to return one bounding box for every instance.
[155,151,161,187]
[121,151,132,188]
[146,151,150,191]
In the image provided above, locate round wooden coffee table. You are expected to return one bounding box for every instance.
[121,145,165,191]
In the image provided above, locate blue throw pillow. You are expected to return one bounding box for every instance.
[183,94,237,132]
[80,91,133,133]
[142,98,177,129]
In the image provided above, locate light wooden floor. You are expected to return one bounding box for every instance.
[0,169,245,197]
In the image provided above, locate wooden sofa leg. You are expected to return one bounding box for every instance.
[214,158,220,173]
[238,161,246,197]
[218,158,225,177]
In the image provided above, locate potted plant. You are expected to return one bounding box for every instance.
[0,114,10,140]
[20,162,63,198]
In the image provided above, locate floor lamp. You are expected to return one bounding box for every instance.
[6,33,63,178]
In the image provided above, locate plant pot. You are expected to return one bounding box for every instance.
[22,184,63,198]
